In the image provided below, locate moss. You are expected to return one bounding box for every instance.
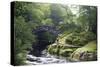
[70,41,97,61]
[59,49,73,57]
[47,31,97,59]
[47,45,60,55]
[75,41,97,52]
[47,43,75,57]
[65,32,96,46]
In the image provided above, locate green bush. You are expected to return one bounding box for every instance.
[14,16,36,65]
[65,32,96,46]
[14,53,26,65]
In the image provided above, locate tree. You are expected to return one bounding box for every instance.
[77,6,97,33]
[14,16,36,65]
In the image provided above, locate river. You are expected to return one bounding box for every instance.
[25,50,69,65]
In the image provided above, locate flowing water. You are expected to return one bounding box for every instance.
[26,50,68,65]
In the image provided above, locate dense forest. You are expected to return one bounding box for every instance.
[13,2,97,65]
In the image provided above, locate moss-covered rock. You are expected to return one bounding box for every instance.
[59,49,73,57]
[47,32,79,57]
[65,32,96,46]
[47,31,97,60]
[70,41,97,61]
[47,43,76,57]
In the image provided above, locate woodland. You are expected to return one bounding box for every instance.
[14,2,97,65]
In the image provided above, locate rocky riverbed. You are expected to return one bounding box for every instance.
[25,50,68,65]
[26,55,68,65]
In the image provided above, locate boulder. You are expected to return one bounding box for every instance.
[70,41,97,61]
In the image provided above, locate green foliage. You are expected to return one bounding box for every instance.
[50,4,66,23]
[48,31,97,58]
[14,1,97,64]
[77,6,97,33]
[47,44,75,57]
[48,45,57,55]
[70,41,97,61]
[14,52,26,65]
[14,16,36,65]
[65,32,96,46]
[59,49,73,57]
[41,18,53,25]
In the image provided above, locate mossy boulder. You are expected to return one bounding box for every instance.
[65,32,96,46]
[70,41,97,61]
[47,44,76,57]
[47,45,59,55]
[47,32,79,57]
[47,31,97,59]
[59,49,73,57]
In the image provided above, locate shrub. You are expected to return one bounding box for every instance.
[65,32,96,46]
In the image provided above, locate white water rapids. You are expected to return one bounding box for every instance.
[25,50,68,65]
